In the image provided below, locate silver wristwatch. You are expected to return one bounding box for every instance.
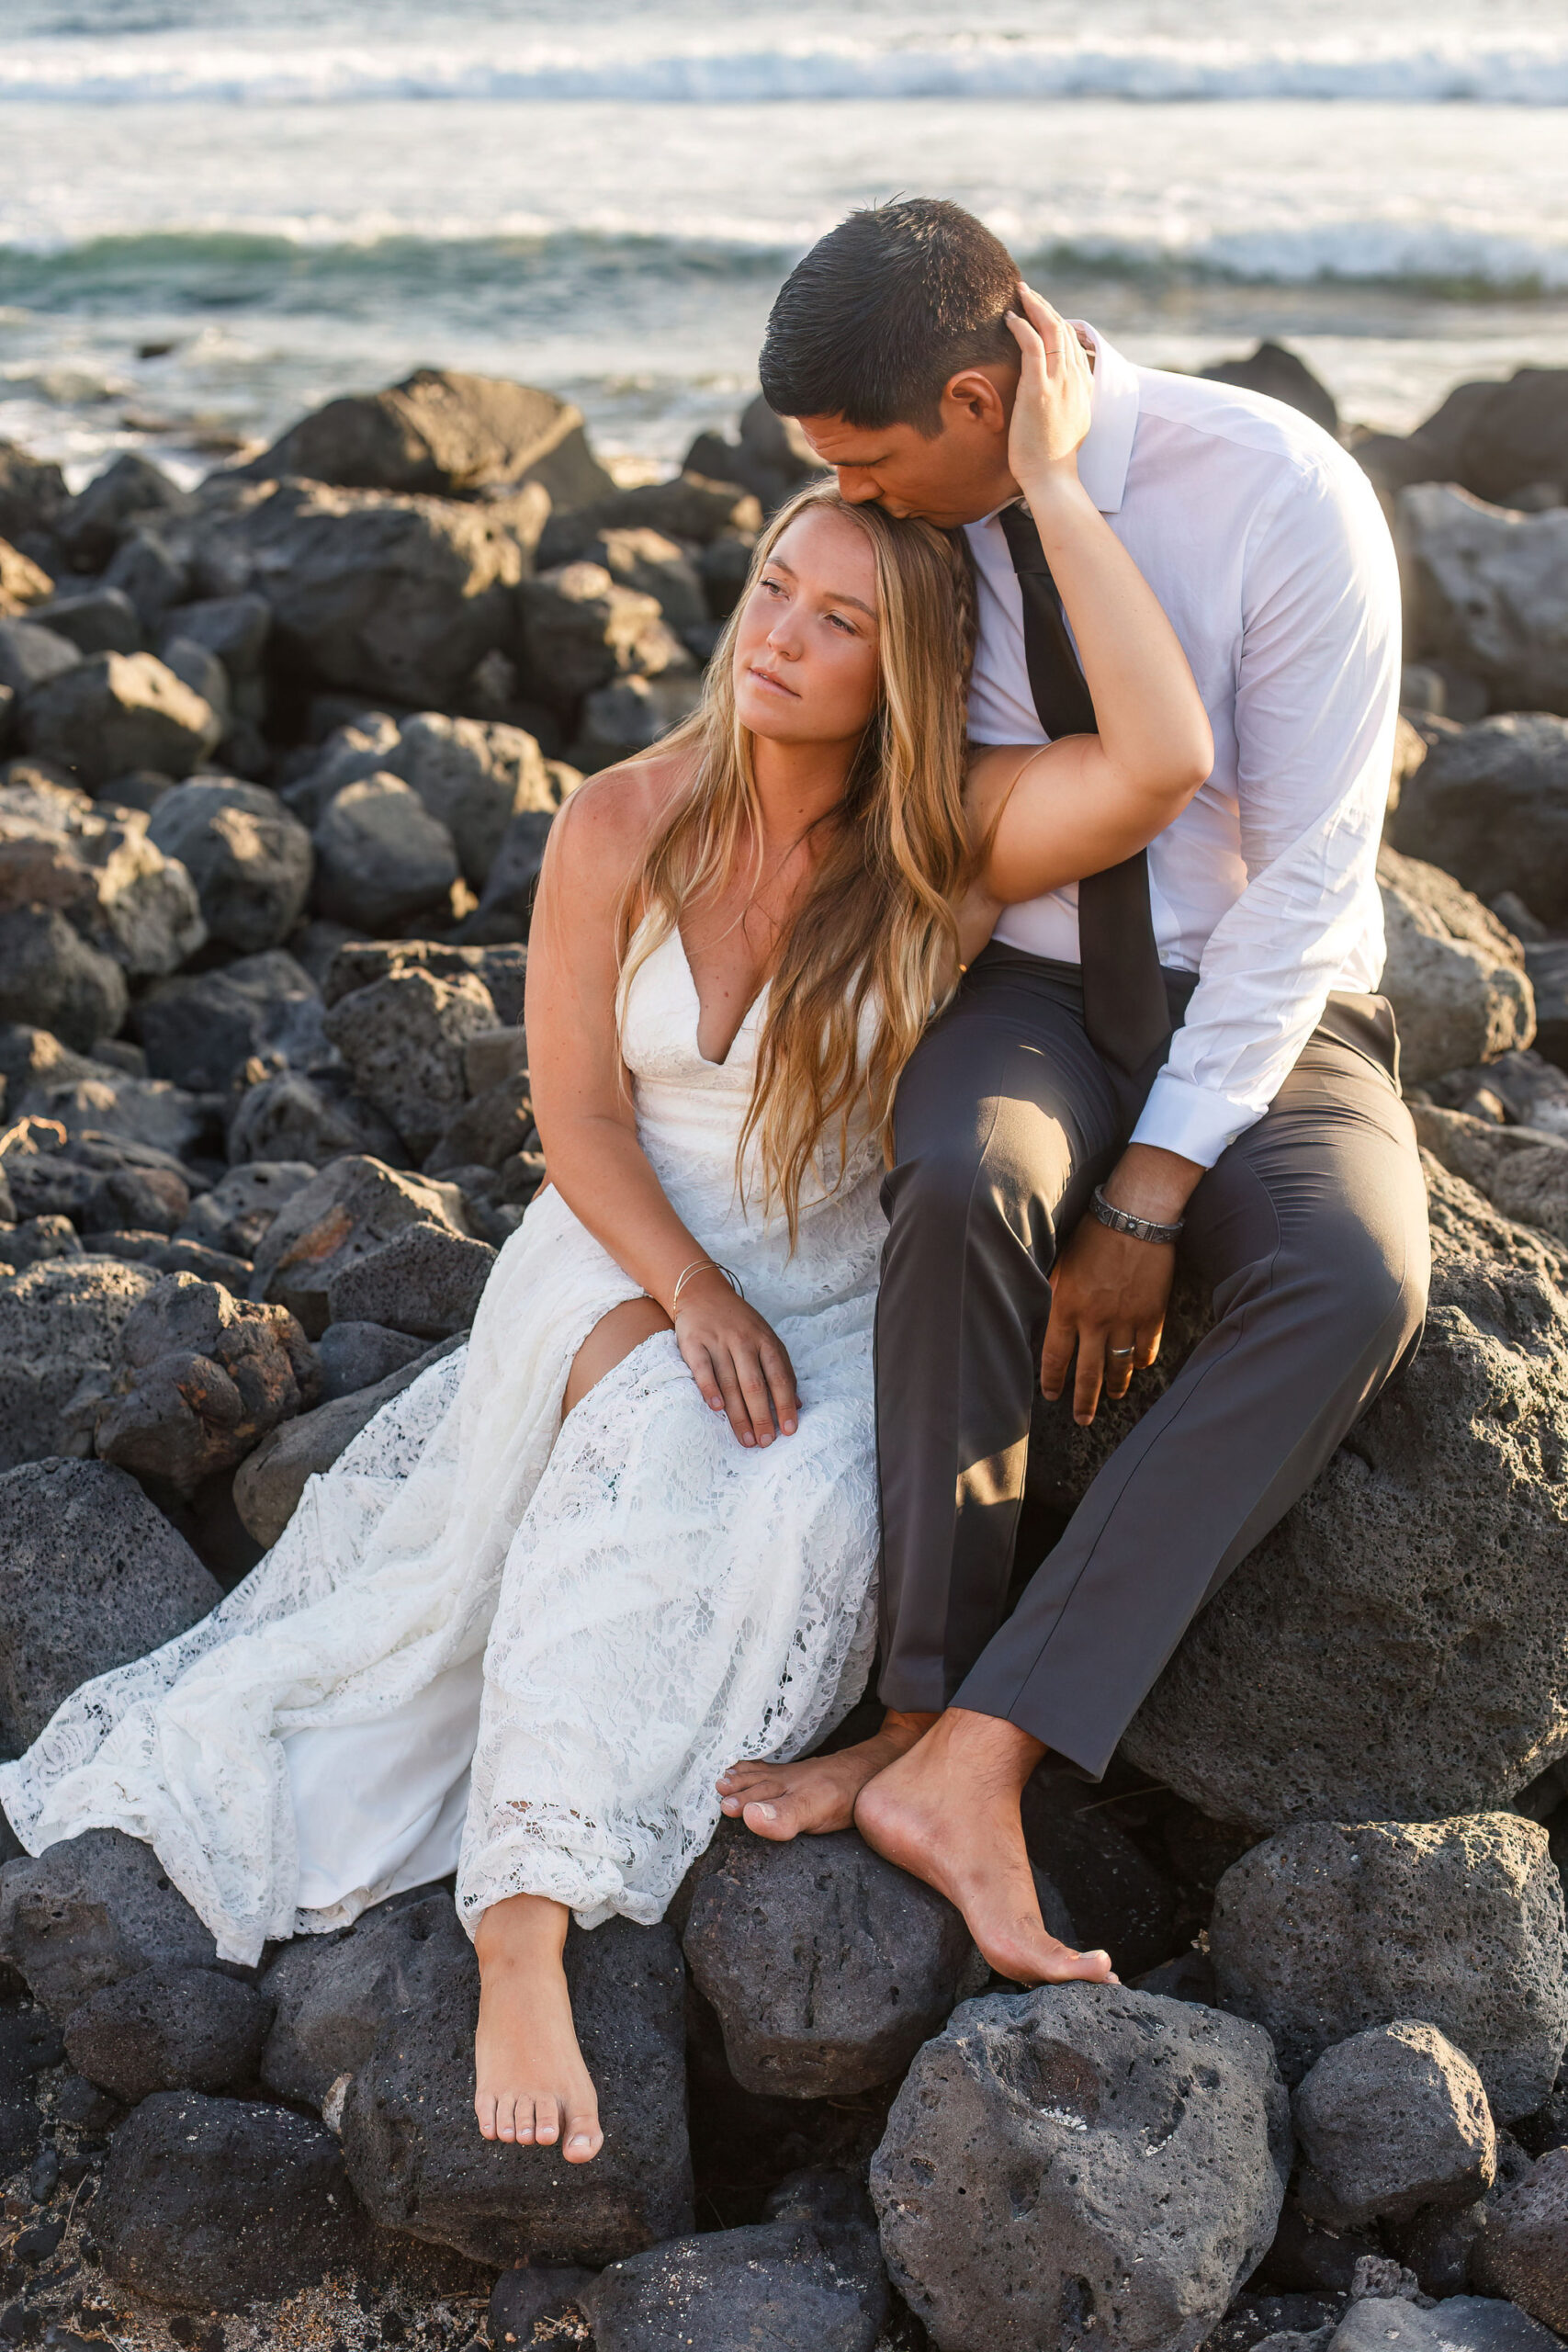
[1090,1184,1184,1246]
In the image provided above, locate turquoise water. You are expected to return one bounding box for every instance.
[3,0,1567,483]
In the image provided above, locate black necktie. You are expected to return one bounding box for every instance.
[996,500,1170,1083]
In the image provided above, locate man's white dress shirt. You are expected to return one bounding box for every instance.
[965,326,1402,1170]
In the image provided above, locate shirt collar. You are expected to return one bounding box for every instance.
[1072,322,1140,515]
[975,320,1140,527]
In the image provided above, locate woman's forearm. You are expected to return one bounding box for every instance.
[1012,461,1212,801]
[540,1114,718,1317]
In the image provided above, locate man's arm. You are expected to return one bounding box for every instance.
[1042,443,1403,1423]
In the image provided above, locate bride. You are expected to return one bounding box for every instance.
[0,294,1212,2168]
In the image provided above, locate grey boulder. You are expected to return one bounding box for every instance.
[383,709,558,887]
[1399,485,1568,716]
[1411,1106,1568,1250]
[0,617,80,696]
[190,475,529,711]
[1391,715,1568,926]
[872,1981,1291,2352]
[313,1317,428,1401]
[148,775,314,952]
[260,1881,457,2106]
[0,903,128,1048]
[0,1456,220,1752]
[63,1964,273,2101]
[456,804,557,944]
[58,451,185,571]
[0,1023,202,1157]
[1471,2145,1568,2333]
[583,2220,887,2352]
[35,583,140,655]
[322,966,498,1159]
[1117,1160,1568,1828]
[227,1064,401,1171]
[175,1160,317,1261]
[94,2089,367,2309]
[0,1826,220,2024]
[1292,2020,1497,2227]
[323,1219,495,1339]
[1210,1815,1568,2120]
[135,948,321,1092]
[571,673,705,775]
[19,650,220,786]
[94,1270,321,1496]
[232,1335,457,1546]
[0,1255,156,1471]
[578,526,708,633]
[246,368,612,510]
[311,771,460,931]
[323,933,528,1024]
[339,1904,693,2265]
[0,776,206,978]
[248,1151,472,1335]
[519,560,691,709]
[1377,845,1535,1079]
[682,1820,974,2097]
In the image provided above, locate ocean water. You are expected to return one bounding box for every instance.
[2,0,1566,488]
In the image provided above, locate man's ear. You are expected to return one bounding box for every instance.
[942,365,1014,437]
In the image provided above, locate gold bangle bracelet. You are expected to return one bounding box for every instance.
[671,1258,744,1310]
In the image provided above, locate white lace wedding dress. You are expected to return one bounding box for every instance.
[0,926,886,1967]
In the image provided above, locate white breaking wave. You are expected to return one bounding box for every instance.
[4,31,1568,107]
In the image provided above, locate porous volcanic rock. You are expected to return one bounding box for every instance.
[58,451,185,570]
[872,1981,1291,2352]
[323,934,528,1024]
[0,1827,220,2023]
[1399,486,1568,716]
[227,1065,401,1170]
[260,1882,456,2106]
[1391,715,1568,929]
[311,771,460,932]
[536,473,761,562]
[456,804,557,944]
[147,775,314,952]
[519,561,690,709]
[94,1270,321,1495]
[134,948,321,1092]
[1210,1815,1568,2120]
[339,1905,693,2266]
[63,1964,273,2101]
[0,903,129,1048]
[1411,1106,1568,1249]
[189,475,530,710]
[382,710,558,887]
[0,616,80,696]
[19,650,220,786]
[571,672,705,774]
[583,2220,888,2352]
[312,1317,428,1400]
[0,1456,219,1752]
[324,1222,495,1339]
[1292,2021,1498,2228]
[0,442,65,546]
[95,2089,367,2309]
[682,1821,974,2098]
[1377,845,1535,1079]
[322,966,498,1159]
[175,1161,317,1261]
[1472,2146,1568,2332]
[0,1255,156,1471]
[0,775,206,978]
[0,1023,203,1156]
[38,582,141,654]
[247,368,612,509]
[248,1151,471,1336]
[1113,1161,1568,1827]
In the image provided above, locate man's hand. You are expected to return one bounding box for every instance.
[1041,1144,1203,1425]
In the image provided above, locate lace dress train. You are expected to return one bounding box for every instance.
[0,928,885,1966]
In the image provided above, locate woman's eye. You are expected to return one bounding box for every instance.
[760,576,784,596]
[828,613,856,634]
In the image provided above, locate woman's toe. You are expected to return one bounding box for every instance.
[514,2096,539,2144]
[494,2094,519,2143]
[563,2109,602,2164]
[474,2093,498,2141]
[533,2097,562,2147]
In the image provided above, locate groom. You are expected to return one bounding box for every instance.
[716,198,1429,1981]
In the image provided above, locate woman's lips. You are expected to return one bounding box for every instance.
[748,664,798,698]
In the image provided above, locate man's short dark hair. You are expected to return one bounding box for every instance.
[760,198,1021,435]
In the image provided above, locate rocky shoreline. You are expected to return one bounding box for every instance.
[0,348,1564,2352]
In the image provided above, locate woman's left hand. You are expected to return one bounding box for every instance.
[1006,284,1095,488]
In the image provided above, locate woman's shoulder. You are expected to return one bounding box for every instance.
[549,748,697,882]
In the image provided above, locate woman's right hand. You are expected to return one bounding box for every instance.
[1006,283,1095,488]
[674,1270,799,1448]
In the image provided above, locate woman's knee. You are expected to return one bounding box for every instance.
[562,1296,672,1418]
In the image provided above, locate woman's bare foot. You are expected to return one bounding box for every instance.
[716,1710,936,1840]
[473,1893,604,2163]
[854,1708,1117,1987]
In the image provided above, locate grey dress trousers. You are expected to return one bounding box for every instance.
[873,944,1431,1776]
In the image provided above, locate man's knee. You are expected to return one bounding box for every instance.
[1302,1204,1429,1372]
[886,1103,1076,1253]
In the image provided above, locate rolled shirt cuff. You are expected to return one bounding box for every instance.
[1130,1070,1262,1170]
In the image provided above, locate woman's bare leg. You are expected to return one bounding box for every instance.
[562,1296,672,1418]
[473,1893,604,2161]
[469,1305,676,2158]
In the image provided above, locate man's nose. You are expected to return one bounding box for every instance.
[835,468,883,506]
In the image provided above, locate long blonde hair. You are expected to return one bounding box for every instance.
[619,481,977,1240]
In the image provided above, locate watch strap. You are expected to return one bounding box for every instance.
[1090,1184,1184,1246]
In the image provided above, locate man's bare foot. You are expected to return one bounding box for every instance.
[716,1710,936,1840]
[854,1708,1117,1988]
[473,1893,604,2162]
